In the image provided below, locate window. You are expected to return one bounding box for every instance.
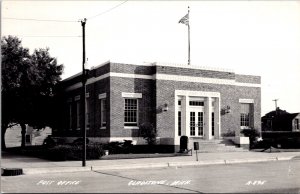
[212,112,214,136]
[76,101,80,130]
[240,103,250,128]
[178,111,181,136]
[86,99,90,130]
[295,119,299,130]
[101,99,107,127]
[25,135,31,143]
[69,103,72,130]
[198,112,204,136]
[189,101,204,106]
[178,100,182,106]
[124,98,138,126]
[190,112,195,136]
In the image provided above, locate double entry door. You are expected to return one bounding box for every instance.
[190,110,215,137]
[190,109,204,137]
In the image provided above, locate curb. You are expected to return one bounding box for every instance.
[168,160,225,167]
[7,156,295,175]
[276,156,294,161]
[23,166,91,175]
[92,163,169,171]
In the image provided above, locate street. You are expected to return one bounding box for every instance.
[2,160,300,193]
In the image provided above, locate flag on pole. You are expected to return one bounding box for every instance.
[178,7,191,65]
[179,13,189,26]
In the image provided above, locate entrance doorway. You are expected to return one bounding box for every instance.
[190,111,204,137]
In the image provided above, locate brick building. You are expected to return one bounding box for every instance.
[54,61,261,151]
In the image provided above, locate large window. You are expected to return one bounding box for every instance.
[189,101,204,106]
[178,111,181,136]
[101,99,107,127]
[295,119,299,130]
[68,103,72,130]
[240,103,251,128]
[211,112,214,136]
[86,99,90,130]
[124,98,138,126]
[198,112,204,136]
[76,101,80,130]
[190,112,196,136]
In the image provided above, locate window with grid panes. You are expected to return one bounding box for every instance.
[189,101,204,106]
[68,103,72,130]
[86,99,90,130]
[76,101,80,130]
[101,99,107,127]
[124,99,138,126]
[178,111,181,136]
[240,103,250,128]
[295,119,299,130]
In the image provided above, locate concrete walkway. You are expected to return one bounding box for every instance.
[2,151,300,175]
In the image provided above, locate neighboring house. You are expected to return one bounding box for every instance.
[25,126,52,145]
[262,108,300,132]
[53,61,261,152]
[4,125,52,147]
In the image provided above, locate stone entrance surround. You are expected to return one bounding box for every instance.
[174,90,221,146]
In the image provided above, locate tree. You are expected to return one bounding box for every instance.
[1,36,63,150]
[139,122,157,146]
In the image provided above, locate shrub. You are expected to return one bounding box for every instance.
[221,130,235,137]
[103,141,123,154]
[42,136,56,147]
[72,138,90,145]
[44,144,104,161]
[241,128,261,149]
[122,140,133,153]
[241,128,260,140]
[86,143,105,159]
[42,136,65,147]
[102,140,134,154]
[139,122,157,145]
[46,145,72,161]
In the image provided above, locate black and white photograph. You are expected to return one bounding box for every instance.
[1,0,300,193]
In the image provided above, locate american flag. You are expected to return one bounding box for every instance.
[179,13,189,26]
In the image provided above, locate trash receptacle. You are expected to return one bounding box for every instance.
[180,136,189,152]
[194,142,199,150]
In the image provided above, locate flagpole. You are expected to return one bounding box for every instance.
[188,6,190,65]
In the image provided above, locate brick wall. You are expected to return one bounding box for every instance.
[156,66,235,80]
[235,74,261,84]
[55,62,261,145]
[156,79,261,139]
[110,62,155,75]
[110,77,156,137]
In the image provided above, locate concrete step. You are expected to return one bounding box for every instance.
[189,139,248,153]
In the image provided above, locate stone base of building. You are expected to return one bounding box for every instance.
[238,144,250,149]
[222,136,250,150]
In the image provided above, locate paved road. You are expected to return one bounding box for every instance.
[2,160,300,193]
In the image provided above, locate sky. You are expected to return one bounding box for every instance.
[2,0,300,115]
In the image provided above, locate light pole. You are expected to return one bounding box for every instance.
[81,18,87,167]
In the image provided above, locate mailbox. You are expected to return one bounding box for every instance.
[194,142,199,150]
[180,136,188,152]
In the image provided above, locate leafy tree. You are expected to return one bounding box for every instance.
[1,36,63,150]
[139,122,157,145]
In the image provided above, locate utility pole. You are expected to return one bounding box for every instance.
[81,18,87,167]
[272,99,279,110]
[187,6,190,65]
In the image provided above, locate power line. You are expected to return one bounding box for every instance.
[3,17,79,23]
[87,0,128,20]
[5,35,82,38]
[3,1,128,23]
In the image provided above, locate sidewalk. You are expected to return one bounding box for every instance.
[2,151,300,175]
